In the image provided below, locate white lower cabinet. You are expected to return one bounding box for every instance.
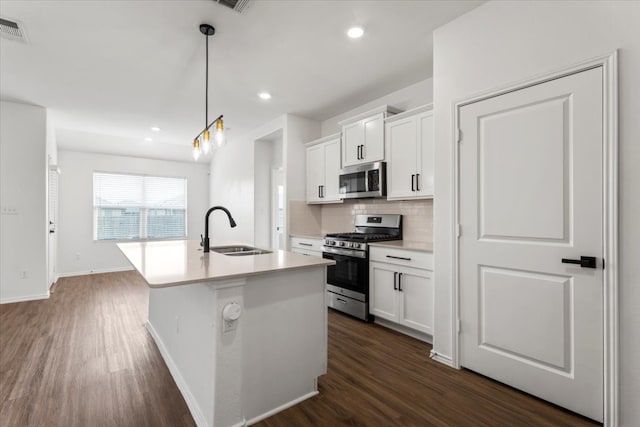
[369,247,433,335]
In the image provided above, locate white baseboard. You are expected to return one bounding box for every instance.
[373,317,433,344]
[58,266,134,278]
[0,292,50,305]
[429,350,455,368]
[145,321,209,427]
[245,390,319,426]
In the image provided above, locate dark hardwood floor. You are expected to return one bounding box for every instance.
[0,272,598,427]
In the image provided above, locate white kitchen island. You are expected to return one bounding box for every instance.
[117,240,334,427]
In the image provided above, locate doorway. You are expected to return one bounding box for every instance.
[253,129,283,249]
[453,54,618,424]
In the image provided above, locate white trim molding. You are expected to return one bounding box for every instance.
[0,292,50,305]
[57,266,134,278]
[245,391,319,426]
[450,51,619,426]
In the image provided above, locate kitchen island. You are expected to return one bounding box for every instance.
[118,240,334,427]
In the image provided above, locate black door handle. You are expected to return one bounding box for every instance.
[356,145,361,160]
[360,145,365,159]
[393,272,398,290]
[561,256,597,269]
[398,273,403,292]
[416,173,420,191]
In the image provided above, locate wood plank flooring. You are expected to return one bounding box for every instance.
[0,271,599,426]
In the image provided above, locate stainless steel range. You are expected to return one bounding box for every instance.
[323,214,402,321]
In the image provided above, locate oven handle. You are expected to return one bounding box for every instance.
[323,247,367,259]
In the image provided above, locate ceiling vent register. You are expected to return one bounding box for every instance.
[213,0,251,14]
[0,18,27,43]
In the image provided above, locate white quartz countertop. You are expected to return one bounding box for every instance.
[117,239,334,288]
[368,240,433,252]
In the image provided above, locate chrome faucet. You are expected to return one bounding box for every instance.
[202,206,237,252]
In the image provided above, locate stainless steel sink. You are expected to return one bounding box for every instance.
[211,245,272,256]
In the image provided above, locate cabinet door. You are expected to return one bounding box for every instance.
[369,262,398,321]
[362,113,384,162]
[386,116,418,200]
[306,144,324,203]
[323,138,342,201]
[398,267,433,334]
[416,111,434,198]
[342,121,362,167]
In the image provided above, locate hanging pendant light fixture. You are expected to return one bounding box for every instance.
[192,23,225,161]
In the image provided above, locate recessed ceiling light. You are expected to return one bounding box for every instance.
[258,92,272,100]
[145,137,153,142]
[150,126,161,132]
[347,26,364,39]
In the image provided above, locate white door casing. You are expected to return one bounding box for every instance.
[458,66,605,421]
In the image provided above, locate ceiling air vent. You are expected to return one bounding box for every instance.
[0,17,27,43]
[213,0,252,14]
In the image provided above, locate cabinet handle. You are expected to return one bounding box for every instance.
[416,173,420,191]
[398,273,403,292]
[321,185,324,198]
[299,243,313,247]
[386,255,412,261]
[393,272,398,290]
[360,145,365,159]
[318,185,321,198]
[411,174,415,191]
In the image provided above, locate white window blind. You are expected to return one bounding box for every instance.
[93,172,187,241]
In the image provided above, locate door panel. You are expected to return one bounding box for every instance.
[324,139,341,201]
[369,263,397,321]
[459,67,603,421]
[416,112,434,197]
[387,117,417,199]
[342,122,361,167]
[399,269,433,334]
[363,113,384,162]
[306,145,323,202]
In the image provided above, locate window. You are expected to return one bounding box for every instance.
[93,172,187,241]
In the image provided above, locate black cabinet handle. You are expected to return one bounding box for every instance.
[386,255,412,261]
[321,185,324,198]
[411,174,415,191]
[398,273,403,292]
[299,243,313,247]
[356,145,361,160]
[416,173,420,191]
[318,185,321,198]
[393,272,398,290]
[562,256,597,269]
[360,145,365,159]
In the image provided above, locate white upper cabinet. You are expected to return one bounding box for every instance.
[339,106,402,167]
[385,104,434,200]
[305,134,342,204]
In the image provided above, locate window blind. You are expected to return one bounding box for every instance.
[93,172,187,241]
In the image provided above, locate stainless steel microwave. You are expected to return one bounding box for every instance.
[339,162,387,199]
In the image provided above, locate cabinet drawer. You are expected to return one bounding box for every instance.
[291,248,322,257]
[290,237,324,252]
[370,247,433,270]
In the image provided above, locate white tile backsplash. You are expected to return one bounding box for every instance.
[289,199,433,244]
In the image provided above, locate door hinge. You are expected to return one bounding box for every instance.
[456,224,461,238]
[457,318,461,334]
[456,128,462,143]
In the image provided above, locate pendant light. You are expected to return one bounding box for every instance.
[192,23,225,160]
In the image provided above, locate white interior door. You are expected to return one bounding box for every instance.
[458,67,603,421]
[48,169,59,288]
[271,168,285,250]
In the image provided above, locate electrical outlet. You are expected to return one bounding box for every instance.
[20,270,27,279]
[1,207,19,215]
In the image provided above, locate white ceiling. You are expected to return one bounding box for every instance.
[0,0,482,162]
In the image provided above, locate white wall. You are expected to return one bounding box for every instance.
[432,2,640,425]
[57,150,209,276]
[320,78,434,136]
[0,100,49,303]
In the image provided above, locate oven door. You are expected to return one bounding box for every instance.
[323,250,368,296]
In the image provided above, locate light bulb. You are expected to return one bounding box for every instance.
[215,118,225,147]
[192,138,201,160]
[202,130,211,155]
